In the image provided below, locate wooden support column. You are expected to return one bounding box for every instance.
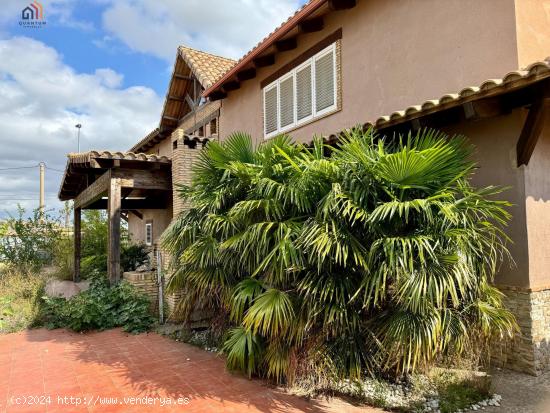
[74,207,81,283]
[107,175,121,285]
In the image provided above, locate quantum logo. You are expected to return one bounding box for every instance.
[20,1,47,28]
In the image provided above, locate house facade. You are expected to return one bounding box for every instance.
[60,0,550,374]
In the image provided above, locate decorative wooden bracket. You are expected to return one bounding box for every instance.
[517,97,550,167]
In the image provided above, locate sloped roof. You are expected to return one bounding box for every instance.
[67,150,170,165]
[129,128,161,153]
[59,150,171,201]
[179,46,236,89]
[365,58,550,130]
[131,47,235,153]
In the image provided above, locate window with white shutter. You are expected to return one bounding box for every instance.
[279,74,295,129]
[262,42,338,138]
[314,46,336,115]
[296,63,313,122]
[264,84,278,136]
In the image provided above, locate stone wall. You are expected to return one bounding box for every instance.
[123,270,186,322]
[493,287,550,375]
[123,271,159,313]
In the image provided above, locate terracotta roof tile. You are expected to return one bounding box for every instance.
[178,46,237,89]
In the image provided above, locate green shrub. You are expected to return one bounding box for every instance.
[121,244,150,271]
[41,274,155,333]
[0,207,63,270]
[78,211,149,278]
[162,128,517,385]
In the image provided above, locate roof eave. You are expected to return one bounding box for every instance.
[203,0,328,98]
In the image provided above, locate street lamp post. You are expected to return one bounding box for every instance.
[75,123,82,152]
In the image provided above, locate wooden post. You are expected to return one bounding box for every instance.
[74,207,81,283]
[107,176,121,285]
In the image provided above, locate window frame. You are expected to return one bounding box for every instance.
[263,43,338,139]
[145,222,153,246]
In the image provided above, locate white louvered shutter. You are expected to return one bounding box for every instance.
[314,47,336,114]
[279,75,295,129]
[296,63,313,122]
[264,85,278,135]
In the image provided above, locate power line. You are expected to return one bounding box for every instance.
[0,164,40,171]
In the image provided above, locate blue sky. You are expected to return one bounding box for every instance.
[0,0,305,218]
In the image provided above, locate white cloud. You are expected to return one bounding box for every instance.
[100,0,302,60]
[0,36,162,218]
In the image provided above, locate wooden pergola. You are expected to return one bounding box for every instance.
[59,151,172,284]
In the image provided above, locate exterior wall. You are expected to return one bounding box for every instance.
[444,109,550,375]
[524,122,550,289]
[219,0,519,145]
[514,0,550,67]
[127,206,173,246]
[444,110,529,288]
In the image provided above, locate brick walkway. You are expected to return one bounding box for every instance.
[0,329,379,413]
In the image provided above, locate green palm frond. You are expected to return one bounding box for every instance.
[243,288,295,337]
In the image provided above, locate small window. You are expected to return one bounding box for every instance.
[210,118,217,135]
[172,140,178,150]
[145,222,153,246]
[263,43,337,138]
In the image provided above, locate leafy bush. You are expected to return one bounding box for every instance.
[79,211,149,277]
[0,207,63,270]
[121,244,150,271]
[41,274,155,333]
[162,128,517,384]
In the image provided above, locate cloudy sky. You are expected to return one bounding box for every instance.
[0,0,304,219]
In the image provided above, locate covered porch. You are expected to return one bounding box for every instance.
[59,151,172,284]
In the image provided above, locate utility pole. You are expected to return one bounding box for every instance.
[75,123,82,152]
[39,162,45,217]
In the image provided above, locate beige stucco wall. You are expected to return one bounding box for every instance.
[128,205,173,246]
[445,110,530,288]
[143,138,171,157]
[219,0,520,144]
[524,118,550,288]
[514,0,550,67]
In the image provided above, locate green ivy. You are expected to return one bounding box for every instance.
[41,274,155,333]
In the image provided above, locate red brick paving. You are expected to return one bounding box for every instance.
[0,329,379,412]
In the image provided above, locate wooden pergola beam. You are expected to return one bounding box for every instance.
[74,171,110,209]
[86,198,169,210]
[112,168,171,190]
[517,98,550,166]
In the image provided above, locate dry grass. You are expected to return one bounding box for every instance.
[0,266,47,333]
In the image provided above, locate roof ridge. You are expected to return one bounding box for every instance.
[178,45,236,63]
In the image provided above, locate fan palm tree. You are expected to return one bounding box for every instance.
[162,127,517,384]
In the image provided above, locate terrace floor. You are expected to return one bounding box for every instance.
[0,328,379,412]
